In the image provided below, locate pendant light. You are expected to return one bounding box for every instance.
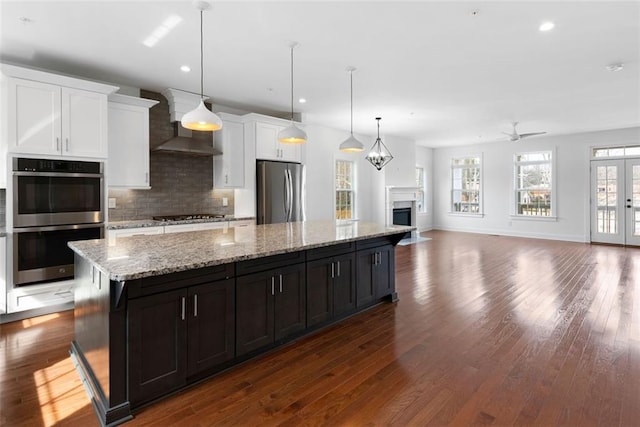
[365,117,394,170]
[278,41,307,144]
[181,0,222,132]
[339,66,364,153]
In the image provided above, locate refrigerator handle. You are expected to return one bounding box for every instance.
[287,169,293,221]
[284,169,290,222]
[283,169,289,221]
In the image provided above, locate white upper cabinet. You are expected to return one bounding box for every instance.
[213,113,245,188]
[108,94,158,189]
[8,79,61,155]
[2,64,117,159]
[249,115,302,163]
[62,87,109,157]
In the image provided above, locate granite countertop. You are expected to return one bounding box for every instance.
[70,220,414,282]
[107,216,256,230]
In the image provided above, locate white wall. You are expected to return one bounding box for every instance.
[383,134,416,188]
[416,145,433,231]
[432,126,640,242]
[303,123,385,222]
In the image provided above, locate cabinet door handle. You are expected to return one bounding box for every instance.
[279,274,283,293]
[56,137,60,151]
[65,138,69,152]
[337,261,341,277]
[181,297,186,320]
[225,174,228,184]
[331,262,335,279]
[271,276,275,296]
[145,172,149,183]
[194,294,198,317]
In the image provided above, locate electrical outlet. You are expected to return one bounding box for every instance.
[222,197,228,207]
[108,198,116,208]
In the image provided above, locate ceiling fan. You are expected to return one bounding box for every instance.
[503,122,547,141]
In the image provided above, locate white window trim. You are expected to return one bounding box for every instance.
[511,147,557,221]
[334,158,357,221]
[449,153,483,216]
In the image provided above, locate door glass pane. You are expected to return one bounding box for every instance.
[633,165,640,236]
[596,165,617,234]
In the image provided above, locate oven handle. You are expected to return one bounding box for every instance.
[13,171,104,178]
[12,223,105,233]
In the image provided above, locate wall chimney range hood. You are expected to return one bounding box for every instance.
[155,88,222,156]
[153,122,221,156]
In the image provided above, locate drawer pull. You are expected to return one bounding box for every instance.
[54,290,73,298]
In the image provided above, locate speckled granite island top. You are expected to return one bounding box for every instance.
[69,220,413,281]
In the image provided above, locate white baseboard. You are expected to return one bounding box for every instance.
[432,224,588,243]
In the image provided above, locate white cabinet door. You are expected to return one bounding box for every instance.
[164,222,228,233]
[108,101,151,188]
[255,121,301,162]
[62,87,108,157]
[255,121,280,160]
[214,117,245,188]
[107,226,164,244]
[230,219,254,228]
[163,223,199,233]
[7,78,61,155]
[7,78,108,158]
[7,281,75,313]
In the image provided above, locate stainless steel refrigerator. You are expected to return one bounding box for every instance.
[256,160,305,224]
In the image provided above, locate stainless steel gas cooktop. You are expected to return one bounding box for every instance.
[152,214,226,222]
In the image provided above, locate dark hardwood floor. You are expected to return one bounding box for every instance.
[2,230,639,426]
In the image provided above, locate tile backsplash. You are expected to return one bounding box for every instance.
[107,89,235,222]
[108,153,234,221]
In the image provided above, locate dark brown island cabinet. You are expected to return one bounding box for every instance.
[69,228,407,426]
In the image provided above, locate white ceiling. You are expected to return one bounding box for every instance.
[1,1,639,147]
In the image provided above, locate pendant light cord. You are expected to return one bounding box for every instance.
[290,46,294,121]
[200,9,204,100]
[350,71,354,135]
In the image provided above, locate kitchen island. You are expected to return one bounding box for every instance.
[68,220,412,426]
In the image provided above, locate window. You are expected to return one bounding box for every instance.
[415,167,426,213]
[514,151,553,217]
[335,160,355,219]
[593,145,640,158]
[451,156,481,214]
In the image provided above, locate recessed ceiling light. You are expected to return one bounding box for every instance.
[180,65,191,72]
[539,21,555,32]
[298,98,307,104]
[605,63,624,72]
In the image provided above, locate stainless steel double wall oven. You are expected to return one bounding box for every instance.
[12,158,104,286]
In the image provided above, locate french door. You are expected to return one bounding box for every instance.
[590,158,640,245]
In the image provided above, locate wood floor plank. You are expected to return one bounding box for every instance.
[2,230,640,426]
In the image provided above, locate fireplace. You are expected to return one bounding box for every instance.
[392,207,412,239]
[385,186,420,239]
